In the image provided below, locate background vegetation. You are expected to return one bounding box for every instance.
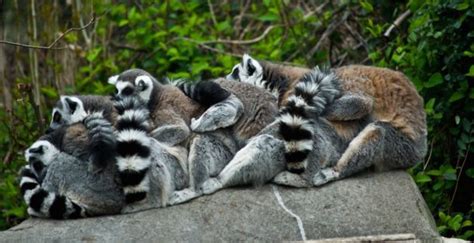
[0,0,472,239]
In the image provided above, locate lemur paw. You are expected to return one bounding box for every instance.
[169,189,200,205]
[190,115,216,132]
[150,125,189,146]
[272,171,311,187]
[312,168,340,186]
[201,178,223,195]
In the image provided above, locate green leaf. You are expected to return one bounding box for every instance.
[360,1,374,12]
[425,98,435,114]
[466,168,474,178]
[462,220,472,228]
[415,173,432,183]
[456,2,470,11]
[466,65,474,77]
[449,92,464,103]
[118,19,128,27]
[426,169,442,176]
[424,73,443,88]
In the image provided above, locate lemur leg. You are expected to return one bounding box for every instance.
[313,123,385,186]
[272,171,312,187]
[179,80,244,132]
[314,121,426,186]
[313,122,384,186]
[151,110,190,146]
[169,132,237,205]
[323,93,373,121]
[191,94,244,132]
[201,134,285,195]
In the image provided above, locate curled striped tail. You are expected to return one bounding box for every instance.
[83,112,117,171]
[278,67,340,174]
[20,165,87,219]
[114,97,152,204]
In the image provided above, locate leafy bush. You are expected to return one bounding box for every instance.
[0,0,472,239]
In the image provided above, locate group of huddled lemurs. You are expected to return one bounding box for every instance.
[19,54,427,219]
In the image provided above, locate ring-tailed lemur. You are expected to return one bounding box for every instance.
[21,94,245,216]
[226,54,427,177]
[108,69,279,205]
[22,114,124,219]
[47,95,117,172]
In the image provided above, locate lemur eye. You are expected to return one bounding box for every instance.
[114,87,119,95]
[137,80,147,91]
[122,86,134,96]
[53,111,61,123]
[29,145,44,154]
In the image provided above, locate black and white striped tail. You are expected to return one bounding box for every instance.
[20,165,87,219]
[114,97,152,204]
[178,81,231,107]
[83,112,116,170]
[278,67,340,173]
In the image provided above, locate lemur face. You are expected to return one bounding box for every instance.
[48,96,87,133]
[108,69,154,103]
[227,54,264,87]
[25,140,60,182]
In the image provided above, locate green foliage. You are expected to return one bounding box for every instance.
[0,1,472,239]
[365,0,474,239]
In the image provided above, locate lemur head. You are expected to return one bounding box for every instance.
[48,96,87,132]
[108,68,161,103]
[24,138,61,182]
[227,54,264,86]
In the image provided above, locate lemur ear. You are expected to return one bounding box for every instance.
[247,59,256,76]
[230,65,240,80]
[108,75,119,85]
[242,53,257,76]
[64,97,78,114]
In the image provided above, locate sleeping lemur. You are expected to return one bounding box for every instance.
[198,54,427,193]
[21,113,123,219]
[108,69,278,206]
[20,74,279,217]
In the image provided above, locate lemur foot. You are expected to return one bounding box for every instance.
[272,171,311,187]
[201,178,223,195]
[312,168,340,186]
[169,189,200,205]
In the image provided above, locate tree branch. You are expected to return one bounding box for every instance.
[0,15,96,50]
[307,11,349,59]
[384,10,411,38]
[201,25,281,45]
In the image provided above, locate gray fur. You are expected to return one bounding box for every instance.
[49,95,115,131]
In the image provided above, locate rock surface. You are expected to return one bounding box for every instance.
[1,171,439,242]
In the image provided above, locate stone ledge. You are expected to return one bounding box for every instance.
[0,170,439,242]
